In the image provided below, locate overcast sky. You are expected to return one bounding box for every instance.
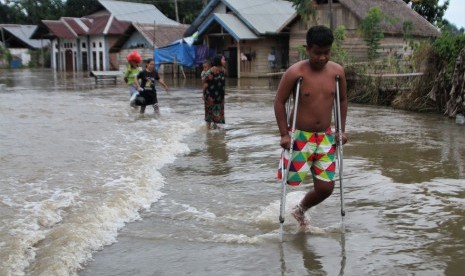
[440,0,465,29]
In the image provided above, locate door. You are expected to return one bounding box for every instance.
[65,50,73,72]
[226,47,237,78]
[82,52,88,71]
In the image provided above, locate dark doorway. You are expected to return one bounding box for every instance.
[92,51,97,71]
[225,47,237,78]
[99,51,104,71]
[65,50,73,72]
[82,52,88,71]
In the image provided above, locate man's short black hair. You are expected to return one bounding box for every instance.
[306,25,334,47]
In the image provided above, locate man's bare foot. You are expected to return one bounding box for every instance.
[291,204,309,227]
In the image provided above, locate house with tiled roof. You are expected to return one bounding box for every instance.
[31,0,182,72]
[186,0,440,78]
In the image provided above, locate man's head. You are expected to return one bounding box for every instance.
[305,25,334,70]
[306,25,334,48]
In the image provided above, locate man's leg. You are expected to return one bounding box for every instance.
[300,179,335,209]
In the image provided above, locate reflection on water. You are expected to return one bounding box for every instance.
[346,105,465,182]
[206,130,230,175]
[290,233,324,273]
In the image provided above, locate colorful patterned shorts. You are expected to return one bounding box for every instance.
[278,128,336,186]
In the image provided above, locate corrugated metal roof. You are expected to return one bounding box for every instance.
[0,24,48,48]
[224,0,296,35]
[185,0,297,37]
[199,14,259,40]
[98,0,180,25]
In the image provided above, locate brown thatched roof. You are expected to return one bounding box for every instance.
[339,0,440,37]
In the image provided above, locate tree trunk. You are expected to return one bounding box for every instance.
[444,47,465,118]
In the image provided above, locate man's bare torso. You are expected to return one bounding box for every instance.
[292,61,341,132]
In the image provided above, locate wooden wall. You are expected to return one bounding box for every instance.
[238,37,288,78]
[289,4,425,64]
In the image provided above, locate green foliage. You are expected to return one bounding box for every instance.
[439,20,465,36]
[289,0,316,22]
[0,2,28,23]
[391,30,465,112]
[431,30,465,76]
[402,20,420,54]
[359,7,384,61]
[147,0,205,24]
[1,0,204,24]
[297,45,307,60]
[403,0,449,25]
[0,46,12,66]
[65,0,100,18]
[0,0,64,24]
[297,25,349,65]
[331,25,349,65]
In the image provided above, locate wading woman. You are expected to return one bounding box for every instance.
[202,54,226,129]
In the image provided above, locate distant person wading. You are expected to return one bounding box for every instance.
[202,54,226,129]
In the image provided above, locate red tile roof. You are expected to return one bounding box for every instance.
[87,15,110,34]
[38,16,129,39]
[42,20,77,39]
[62,17,88,35]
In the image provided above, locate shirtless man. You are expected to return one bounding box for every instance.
[274,25,348,227]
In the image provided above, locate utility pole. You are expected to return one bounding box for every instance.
[329,0,334,31]
[174,0,180,22]
[152,20,156,50]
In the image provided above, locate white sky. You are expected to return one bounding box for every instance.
[440,0,465,29]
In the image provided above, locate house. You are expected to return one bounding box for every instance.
[0,24,48,68]
[31,0,182,72]
[184,0,297,78]
[288,0,441,64]
[109,22,189,71]
[185,0,440,78]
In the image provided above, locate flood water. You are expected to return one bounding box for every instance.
[1,69,464,276]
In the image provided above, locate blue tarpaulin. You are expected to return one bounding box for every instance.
[154,40,196,69]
